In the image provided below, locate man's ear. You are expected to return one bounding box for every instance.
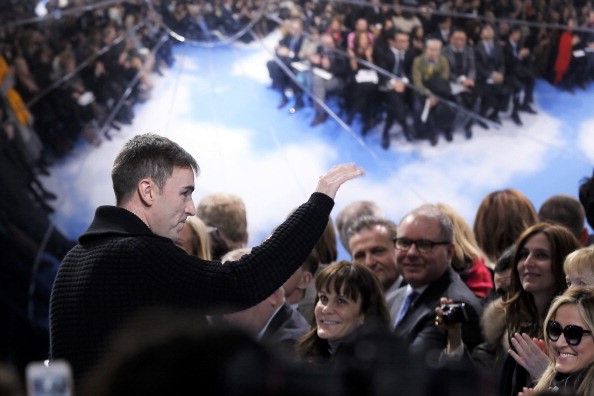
[297,271,314,291]
[138,178,156,206]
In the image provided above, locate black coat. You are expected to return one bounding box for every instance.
[392,267,484,357]
[50,193,333,382]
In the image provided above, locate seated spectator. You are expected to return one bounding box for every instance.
[347,18,375,51]
[326,16,347,49]
[503,25,537,123]
[442,28,478,138]
[266,18,306,110]
[579,170,594,246]
[411,36,456,146]
[539,194,590,246]
[221,248,310,355]
[474,23,510,126]
[309,34,349,127]
[554,17,589,93]
[345,30,380,135]
[295,260,391,363]
[392,4,422,34]
[375,29,416,148]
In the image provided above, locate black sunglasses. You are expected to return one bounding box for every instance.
[547,320,592,346]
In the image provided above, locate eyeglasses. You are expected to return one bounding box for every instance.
[547,320,592,346]
[394,238,451,253]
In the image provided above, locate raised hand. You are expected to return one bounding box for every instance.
[315,163,364,199]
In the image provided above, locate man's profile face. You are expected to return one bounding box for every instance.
[349,225,399,290]
[150,166,196,241]
[396,216,453,288]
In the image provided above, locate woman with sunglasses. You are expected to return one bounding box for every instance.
[521,287,594,396]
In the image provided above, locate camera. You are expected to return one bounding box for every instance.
[440,302,469,325]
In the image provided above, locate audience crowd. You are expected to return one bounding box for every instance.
[2,1,594,396]
[266,0,594,148]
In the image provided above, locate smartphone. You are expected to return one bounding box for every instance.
[26,360,74,396]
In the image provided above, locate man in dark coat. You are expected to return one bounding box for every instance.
[391,204,483,359]
[49,133,363,383]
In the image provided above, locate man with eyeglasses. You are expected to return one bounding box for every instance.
[391,204,483,357]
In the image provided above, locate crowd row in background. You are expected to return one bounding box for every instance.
[266,0,594,148]
[0,0,175,382]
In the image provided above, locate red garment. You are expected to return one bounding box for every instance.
[554,31,573,85]
[462,256,494,299]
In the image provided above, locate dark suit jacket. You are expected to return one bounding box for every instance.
[442,44,477,82]
[262,302,310,353]
[278,34,305,62]
[374,47,415,85]
[392,267,483,358]
[474,40,505,83]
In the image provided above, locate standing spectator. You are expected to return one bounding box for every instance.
[346,216,405,319]
[531,287,594,396]
[391,204,483,358]
[474,189,539,263]
[196,192,248,260]
[295,260,391,363]
[335,200,384,252]
[221,248,310,355]
[501,223,580,396]
[436,203,494,302]
[538,194,590,246]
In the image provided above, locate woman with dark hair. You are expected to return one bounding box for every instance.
[437,223,580,396]
[500,223,580,396]
[295,260,390,363]
[473,189,539,263]
[345,31,380,135]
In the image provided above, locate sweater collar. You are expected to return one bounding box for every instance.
[79,205,154,243]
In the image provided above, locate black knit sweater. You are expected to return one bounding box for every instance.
[49,192,333,382]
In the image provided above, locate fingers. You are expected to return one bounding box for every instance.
[315,163,365,199]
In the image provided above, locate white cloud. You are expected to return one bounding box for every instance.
[578,119,594,163]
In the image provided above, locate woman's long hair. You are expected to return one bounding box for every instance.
[534,287,594,396]
[294,260,390,361]
[505,223,580,338]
